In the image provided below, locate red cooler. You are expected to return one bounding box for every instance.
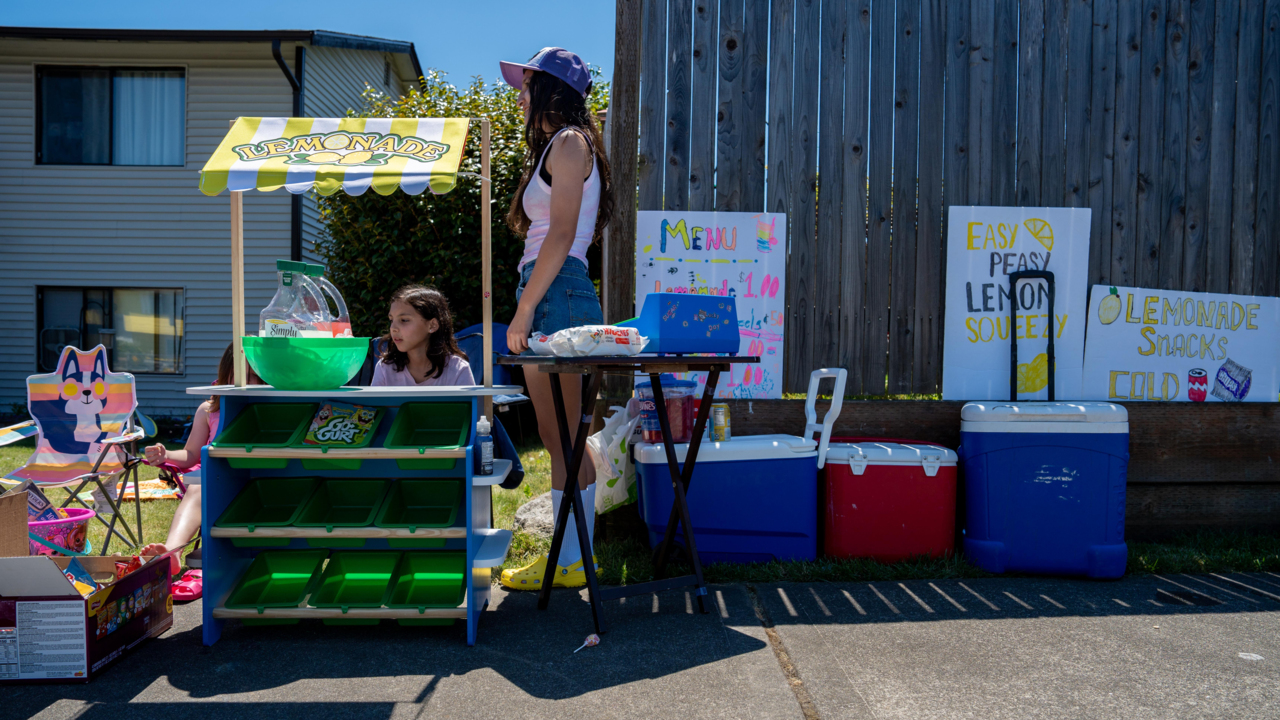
[822,440,958,562]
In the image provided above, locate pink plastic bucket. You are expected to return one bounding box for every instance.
[29,507,95,556]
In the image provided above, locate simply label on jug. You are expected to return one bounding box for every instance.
[942,207,1091,400]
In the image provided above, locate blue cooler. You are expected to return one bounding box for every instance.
[634,435,818,563]
[959,402,1129,578]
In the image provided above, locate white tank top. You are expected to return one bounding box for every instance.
[518,127,600,271]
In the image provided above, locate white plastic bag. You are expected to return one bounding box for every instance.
[529,325,649,357]
[587,405,641,514]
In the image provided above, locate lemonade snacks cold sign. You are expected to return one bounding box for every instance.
[942,207,1091,400]
[1081,286,1280,401]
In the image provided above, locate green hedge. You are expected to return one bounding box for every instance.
[317,70,609,338]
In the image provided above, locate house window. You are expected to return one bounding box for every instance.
[37,66,185,166]
[384,60,392,88]
[37,287,185,374]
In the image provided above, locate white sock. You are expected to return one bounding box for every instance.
[551,488,582,567]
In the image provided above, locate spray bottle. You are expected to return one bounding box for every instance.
[476,415,494,476]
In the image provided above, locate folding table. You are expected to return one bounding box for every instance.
[498,355,759,632]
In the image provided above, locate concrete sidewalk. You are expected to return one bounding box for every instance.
[11,573,1280,719]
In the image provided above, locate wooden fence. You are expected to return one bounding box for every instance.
[608,0,1280,394]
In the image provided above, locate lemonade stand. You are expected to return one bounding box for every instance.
[193,117,518,646]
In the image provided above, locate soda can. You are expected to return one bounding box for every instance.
[711,403,731,442]
[1187,368,1208,402]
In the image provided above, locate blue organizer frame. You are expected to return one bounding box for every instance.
[199,387,509,646]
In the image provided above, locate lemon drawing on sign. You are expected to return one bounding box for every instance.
[322,134,350,150]
[1017,353,1049,394]
[642,244,653,253]
[340,151,373,165]
[305,151,342,164]
[1098,286,1122,324]
[1024,218,1054,251]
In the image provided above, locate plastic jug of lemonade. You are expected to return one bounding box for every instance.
[305,264,353,337]
[260,260,329,337]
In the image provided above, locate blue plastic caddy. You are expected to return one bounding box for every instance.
[959,402,1130,578]
[634,435,818,563]
[616,293,739,355]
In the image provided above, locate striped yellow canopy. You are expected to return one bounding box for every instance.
[199,117,471,197]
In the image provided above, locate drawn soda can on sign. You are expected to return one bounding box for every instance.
[1187,369,1208,402]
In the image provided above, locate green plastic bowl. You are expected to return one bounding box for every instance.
[242,336,369,391]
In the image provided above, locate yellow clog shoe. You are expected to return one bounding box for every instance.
[551,556,601,589]
[500,554,550,590]
[500,555,601,591]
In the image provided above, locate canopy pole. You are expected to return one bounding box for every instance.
[230,189,246,387]
[482,119,493,418]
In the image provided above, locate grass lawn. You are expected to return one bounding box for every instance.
[7,435,1279,582]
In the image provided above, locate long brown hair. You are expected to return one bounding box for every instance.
[506,67,613,242]
[380,285,468,380]
[209,344,234,413]
[210,344,261,411]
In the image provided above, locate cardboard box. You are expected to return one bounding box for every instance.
[0,491,26,557]
[0,555,172,683]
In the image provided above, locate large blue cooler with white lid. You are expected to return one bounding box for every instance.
[959,402,1129,578]
[634,434,819,564]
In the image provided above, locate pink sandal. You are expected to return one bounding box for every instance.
[172,569,202,602]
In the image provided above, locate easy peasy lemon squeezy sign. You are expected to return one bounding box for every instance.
[942,206,1092,400]
[1081,285,1280,402]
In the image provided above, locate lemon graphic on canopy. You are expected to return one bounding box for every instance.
[340,151,373,165]
[1098,286,1122,325]
[304,152,342,164]
[1017,353,1049,394]
[1024,218,1054,251]
[321,134,350,150]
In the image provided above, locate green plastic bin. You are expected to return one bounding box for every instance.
[296,407,386,471]
[212,403,316,469]
[383,402,471,470]
[375,479,463,546]
[387,551,466,626]
[308,551,400,625]
[295,479,391,548]
[215,477,320,547]
[224,549,327,624]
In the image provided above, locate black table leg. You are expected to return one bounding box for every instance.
[652,369,720,580]
[536,369,608,634]
[647,371,715,614]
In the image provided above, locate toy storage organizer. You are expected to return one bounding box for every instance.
[195,385,515,646]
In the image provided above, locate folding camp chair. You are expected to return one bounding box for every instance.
[0,345,149,554]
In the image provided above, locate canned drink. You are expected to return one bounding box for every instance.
[711,403,731,442]
[1187,368,1208,402]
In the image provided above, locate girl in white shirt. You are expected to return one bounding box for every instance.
[497,47,613,590]
[372,285,476,387]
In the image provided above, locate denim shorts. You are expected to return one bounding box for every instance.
[516,257,603,351]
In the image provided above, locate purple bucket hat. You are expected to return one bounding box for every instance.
[500,47,591,98]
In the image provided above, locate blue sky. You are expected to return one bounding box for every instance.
[4,0,616,87]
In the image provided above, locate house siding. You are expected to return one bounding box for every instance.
[300,45,408,268]
[0,38,399,417]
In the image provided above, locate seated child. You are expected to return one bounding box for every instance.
[140,344,260,597]
[372,285,476,386]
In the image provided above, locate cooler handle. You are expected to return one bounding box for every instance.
[1008,270,1055,402]
[804,368,847,470]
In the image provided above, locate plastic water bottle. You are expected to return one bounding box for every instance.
[476,415,494,475]
[260,260,328,337]
[305,264,353,337]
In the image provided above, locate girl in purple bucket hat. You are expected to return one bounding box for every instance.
[498,47,614,591]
